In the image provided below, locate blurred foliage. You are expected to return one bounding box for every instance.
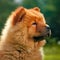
[44,45,60,60]
[44,0,60,39]
[0,0,60,41]
[0,0,18,33]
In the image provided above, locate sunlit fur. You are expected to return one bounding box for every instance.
[0,7,47,60]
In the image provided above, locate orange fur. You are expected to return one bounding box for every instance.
[0,7,48,60]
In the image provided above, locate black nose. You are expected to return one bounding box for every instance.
[46,25,50,31]
[46,25,51,36]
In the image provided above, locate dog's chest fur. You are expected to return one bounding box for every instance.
[0,47,43,60]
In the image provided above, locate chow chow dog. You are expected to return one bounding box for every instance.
[0,7,51,60]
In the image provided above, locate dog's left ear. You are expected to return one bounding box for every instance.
[11,7,26,25]
[33,7,40,12]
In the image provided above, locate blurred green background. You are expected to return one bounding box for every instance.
[0,0,60,60]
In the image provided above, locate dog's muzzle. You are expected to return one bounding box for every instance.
[33,25,51,42]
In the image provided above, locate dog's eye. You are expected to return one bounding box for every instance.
[32,22,37,25]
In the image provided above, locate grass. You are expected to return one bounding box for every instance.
[45,55,60,60]
[44,45,60,60]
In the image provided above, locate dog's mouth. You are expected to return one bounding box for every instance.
[33,33,50,42]
[32,29,51,42]
[33,36,45,42]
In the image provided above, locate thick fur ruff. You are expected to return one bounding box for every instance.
[0,7,48,60]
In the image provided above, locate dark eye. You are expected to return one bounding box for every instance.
[32,22,37,25]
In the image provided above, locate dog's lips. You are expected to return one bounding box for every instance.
[33,33,50,42]
[33,36,45,42]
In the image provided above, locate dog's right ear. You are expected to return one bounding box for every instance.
[11,7,26,25]
[33,7,40,12]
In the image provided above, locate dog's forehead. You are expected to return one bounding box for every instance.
[25,9,46,23]
[25,9,44,19]
[26,9,41,17]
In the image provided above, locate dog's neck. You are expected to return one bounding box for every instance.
[0,20,43,53]
[0,25,32,50]
[0,25,43,60]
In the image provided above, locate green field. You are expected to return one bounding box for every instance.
[44,45,60,60]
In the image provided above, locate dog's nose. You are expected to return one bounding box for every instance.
[46,25,51,36]
[46,25,50,31]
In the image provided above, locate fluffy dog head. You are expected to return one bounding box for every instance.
[1,7,51,50]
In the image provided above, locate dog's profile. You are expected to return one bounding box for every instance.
[0,7,51,60]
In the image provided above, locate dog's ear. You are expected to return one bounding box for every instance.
[11,7,26,25]
[33,7,40,12]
